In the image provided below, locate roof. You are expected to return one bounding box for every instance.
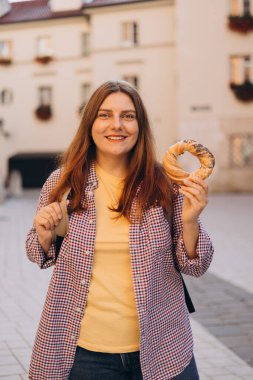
[82,0,154,8]
[0,0,84,25]
[0,0,154,25]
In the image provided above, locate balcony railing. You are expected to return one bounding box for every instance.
[35,55,53,64]
[228,14,253,33]
[0,57,12,65]
[230,79,253,101]
[35,105,53,120]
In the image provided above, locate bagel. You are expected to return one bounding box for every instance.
[162,139,215,184]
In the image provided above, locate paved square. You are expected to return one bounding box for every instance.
[0,190,253,379]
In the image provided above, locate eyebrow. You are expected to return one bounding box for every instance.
[98,108,136,113]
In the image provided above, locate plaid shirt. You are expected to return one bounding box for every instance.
[26,161,214,380]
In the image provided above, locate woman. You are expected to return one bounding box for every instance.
[26,80,214,380]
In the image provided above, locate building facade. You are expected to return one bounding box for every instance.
[176,0,253,192]
[0,0,176,188]
[0,0,253,191]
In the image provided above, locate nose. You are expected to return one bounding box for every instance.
[112,115,123,129]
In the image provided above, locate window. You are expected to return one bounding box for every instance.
[244,0,251,15]
[79,83,91,113]
[0,40,12,59]
[39,87,52,105]
[230,55,252,84]
[121,22,138,47]
[82,83,91,104]
[35,87,53,120]
[230,0,252,16]
[122,75,139,90]
[230,134,252,167]
[36,36,53,57]
[81,33,90,56]
[0,89,13,105]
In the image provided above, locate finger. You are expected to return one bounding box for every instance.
[187,176,208,192]
[179,188,199,206]
[48,202,62,220]
[180,187,208,208]
[46,204,62,225]
[37,210,56,229]
[36,215,53,231]
[180,184,205,201]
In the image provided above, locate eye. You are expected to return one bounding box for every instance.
[121,113,136,121]
[97,112,110,120]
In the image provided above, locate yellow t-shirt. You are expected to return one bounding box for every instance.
[77,162,140,353]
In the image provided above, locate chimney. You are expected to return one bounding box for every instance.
[0,0,11,18]
[49,0,83,12]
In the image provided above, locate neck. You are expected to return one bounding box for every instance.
[95,154,128,178]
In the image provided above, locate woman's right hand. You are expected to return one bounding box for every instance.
[34,202,62,253]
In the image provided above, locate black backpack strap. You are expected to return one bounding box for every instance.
[180,272,195,313]
[55,236,64,261]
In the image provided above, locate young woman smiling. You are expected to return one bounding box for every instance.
[26,80,214,380]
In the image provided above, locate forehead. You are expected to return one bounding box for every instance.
[100,92,135,110]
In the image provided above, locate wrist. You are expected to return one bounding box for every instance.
[182,219,199,228]
[38,236,52,254]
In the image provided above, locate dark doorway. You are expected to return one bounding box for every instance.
[8,152,61,188]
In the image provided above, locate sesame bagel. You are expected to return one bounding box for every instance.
[162,139,215,184]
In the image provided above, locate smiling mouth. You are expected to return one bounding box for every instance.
[106,136,127,141]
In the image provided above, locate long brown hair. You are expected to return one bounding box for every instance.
[49,80,174,222]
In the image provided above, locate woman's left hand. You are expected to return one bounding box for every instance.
[178,176,208,225]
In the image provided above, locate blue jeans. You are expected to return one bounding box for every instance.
[68,346,199,379]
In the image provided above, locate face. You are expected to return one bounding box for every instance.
[91,92,139,164]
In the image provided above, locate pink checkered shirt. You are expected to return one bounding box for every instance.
[26,161,214,379]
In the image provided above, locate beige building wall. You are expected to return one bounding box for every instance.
[0,16,90,180]
[87,0,177,160]
[2,0,252,191]
[0,0,176,183]
[176,0,253,191]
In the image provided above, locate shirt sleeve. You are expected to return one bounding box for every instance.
[25,169,60,269]
[171,184,214,277]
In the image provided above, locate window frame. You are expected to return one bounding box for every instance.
[0,40,12,59]
[81,82,91,104]
[36,35,53,58]
[0,89,13,105]
[230,54,252,84]
[38,86,52,106]
[121,21,138,47]
[81,32,90,57]
[122,75,139,90]
[230,134,253,168]
[230,0,253,16]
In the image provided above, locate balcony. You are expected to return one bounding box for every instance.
[230,79,253,102]
[0,56,12,65]
[35,104,53,121]
[34,55,53,64]
[228,14,253,33]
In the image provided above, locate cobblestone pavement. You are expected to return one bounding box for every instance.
[0,190,253,379]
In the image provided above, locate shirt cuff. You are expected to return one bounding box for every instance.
[26,231,56,269]
[176,224,214,277]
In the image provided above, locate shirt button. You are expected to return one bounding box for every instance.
[85,250,92,255]
[88,190,93,196]
[76,307,82,313]
[81,279,85,285]
[92,182,97,188]
[71,335,75,341]
[89,219,94,224]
